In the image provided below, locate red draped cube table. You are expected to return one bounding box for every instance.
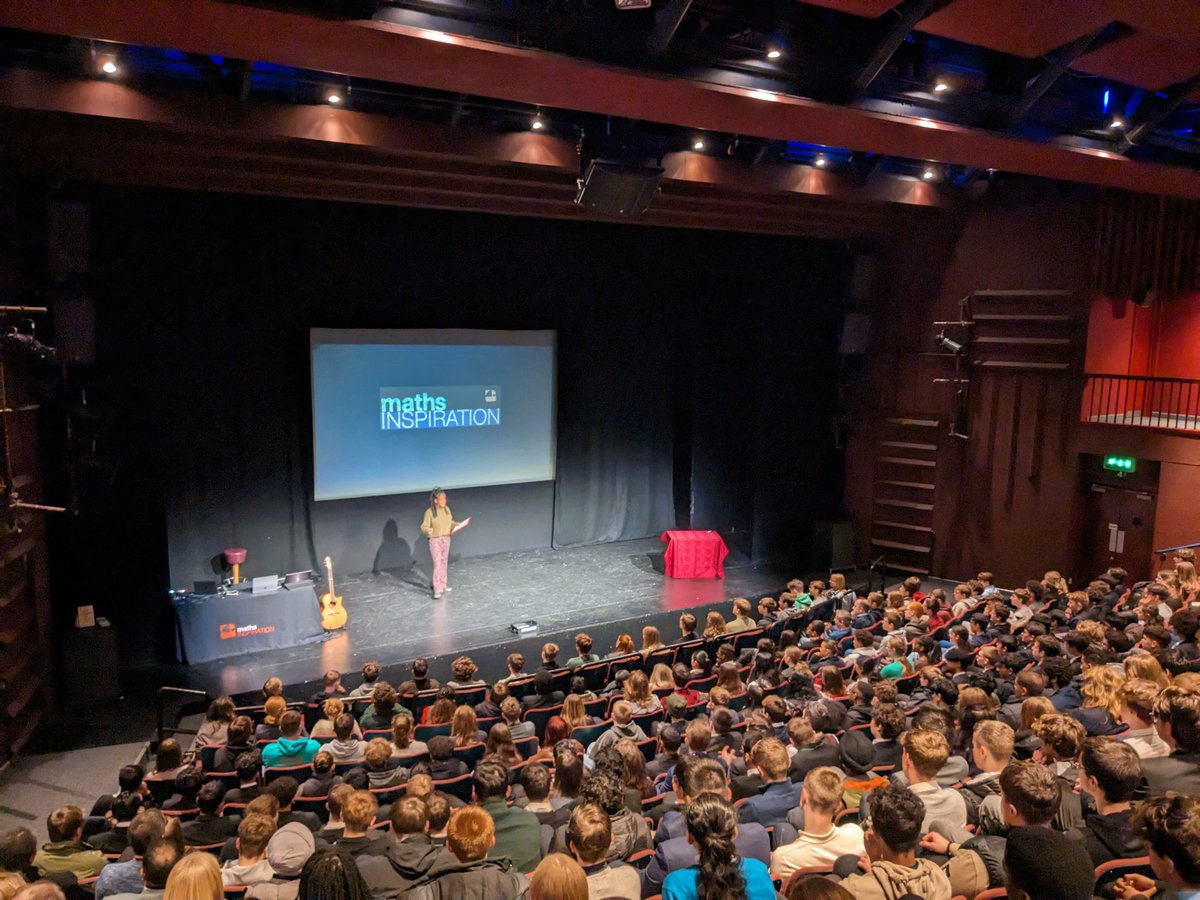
[660,530,729,578]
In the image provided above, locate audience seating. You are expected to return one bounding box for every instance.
[263,763,312,783]
[569,720,611,749]
[1093,856,1153,896]
[451,741,486,770]
[71,569,1197,900]
[432,773,473,803]
[413,722,451,742]
[523,705,563,739]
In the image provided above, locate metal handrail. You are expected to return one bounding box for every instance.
[156,686,209,747]
[1081,373,1200,433]
[1157,541,1200,560]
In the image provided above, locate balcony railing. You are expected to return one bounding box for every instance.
[1082,374,1200,433]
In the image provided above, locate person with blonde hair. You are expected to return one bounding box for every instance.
[648,663,675,692]
[450,706,485,747]
[771,767,863,878]
[1117,679,1171,759]
[1042,570,1069,598]
[254,697,289,743]
[641,626,665,657]
[311,697,362,739]
[1074,666,1125,735]
[530,852,587,900]
[727,597,756,633]
[560,695,592,731]
[622,670,662,716]
[164,849,220,900]
[390,713,429,760]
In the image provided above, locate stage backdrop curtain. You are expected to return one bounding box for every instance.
[549,250,676,548]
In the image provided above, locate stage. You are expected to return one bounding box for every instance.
[180,536,791,699]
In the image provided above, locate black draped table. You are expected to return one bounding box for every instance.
[172,584,326,664]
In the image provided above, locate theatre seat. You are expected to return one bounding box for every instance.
[570,721,611,750]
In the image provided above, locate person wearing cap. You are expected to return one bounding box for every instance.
[660,694,689,732]
[245,822,315,900]
[836,730,889,811]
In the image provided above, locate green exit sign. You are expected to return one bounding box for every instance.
[1104,455,1136,473]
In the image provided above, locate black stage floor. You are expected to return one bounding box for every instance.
[180,536,794,699]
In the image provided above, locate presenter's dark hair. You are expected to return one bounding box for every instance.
[429,487,445,518]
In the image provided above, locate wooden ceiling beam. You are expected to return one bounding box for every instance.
[0,0,1197,196]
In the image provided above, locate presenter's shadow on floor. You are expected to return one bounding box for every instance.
[373,519,460,593]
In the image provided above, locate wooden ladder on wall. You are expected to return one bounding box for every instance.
[871,414,940,576]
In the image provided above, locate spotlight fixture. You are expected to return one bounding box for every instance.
[693,139,705,151]
[326,92,342,104]
[1109,117,1124,129]
[933,79,950,93]
[766,46,783,60]
[922,166,937,181]
[101,59,118,75]
[531,111,546,131]
[935,331,964,354]
[96,53,119,76]
[814,154,827,168]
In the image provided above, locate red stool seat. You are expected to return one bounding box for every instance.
[224,548,247,566]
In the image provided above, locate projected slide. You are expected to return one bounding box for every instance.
[311,329,556,501]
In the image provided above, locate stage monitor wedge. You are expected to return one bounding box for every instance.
[575,161,664,217]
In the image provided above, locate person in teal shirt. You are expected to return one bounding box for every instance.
[261,711,320,768]
[662,794,775,900]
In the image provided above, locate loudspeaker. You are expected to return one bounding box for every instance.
[53,288,96,365]
[839,313,871,355]
[47,202,90,279]
[574,161,664,217]
[849,254,877,301]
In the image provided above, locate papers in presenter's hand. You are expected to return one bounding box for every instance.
[451,516,472,535]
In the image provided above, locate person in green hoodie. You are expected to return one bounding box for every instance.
[261,711,321,769]
[33,805,107,879]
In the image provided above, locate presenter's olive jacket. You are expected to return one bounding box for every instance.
[420,506,458,538]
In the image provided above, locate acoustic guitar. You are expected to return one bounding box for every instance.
[320,555,348,630]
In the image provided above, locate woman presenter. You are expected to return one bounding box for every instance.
[420,487,460,599]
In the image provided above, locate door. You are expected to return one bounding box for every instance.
[1080,485,1157,584]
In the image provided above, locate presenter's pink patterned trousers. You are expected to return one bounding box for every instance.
[430,535,450,595]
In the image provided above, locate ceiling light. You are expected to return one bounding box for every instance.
[531,112,545,131]
[101,60,118,75]
[922,166,938,181]
[933,80,950,93]
[814,155,827,168]
[766,47,782,60]
[693,140,705,151]
[326,92,342,104]
[1109,117,1124,129]
[96,53,119,76]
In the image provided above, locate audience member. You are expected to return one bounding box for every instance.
[472,758,540,873]
[565,804,640,898]
[405,806,528,899]
[33,806,106,878]
[661,793,774,900]
[838,784,952,900]
[771,767,864,879]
